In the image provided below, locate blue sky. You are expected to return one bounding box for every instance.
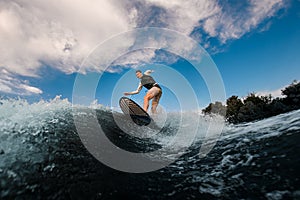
[213,2,300,98]
[0,0,299,111]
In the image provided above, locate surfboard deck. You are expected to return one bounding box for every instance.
[119,97,152,126]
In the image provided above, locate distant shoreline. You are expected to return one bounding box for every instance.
[203,80,300,124]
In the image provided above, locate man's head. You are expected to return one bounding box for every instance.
[135,70,143,79]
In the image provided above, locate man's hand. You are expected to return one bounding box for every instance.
[123,92,130,96]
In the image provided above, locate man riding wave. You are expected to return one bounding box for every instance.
[124,70,162,114]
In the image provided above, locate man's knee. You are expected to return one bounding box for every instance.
[144,93,152,101]
[144,96,149,101]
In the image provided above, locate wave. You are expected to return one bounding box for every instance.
[0,96,223,166]
[1,96,300,199]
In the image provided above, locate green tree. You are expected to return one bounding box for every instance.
[203,79,299,124]
[269,98,288,115]
[226,96,243,123]
[243,92,264,105]
[282,80,300,109]
[238,93,271,122]
[202,101,226,116]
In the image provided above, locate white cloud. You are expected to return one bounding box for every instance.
[0,68,42,95]
[0,0,289,95]
[19,84,43,95]
[257,87,284,99]
[112,49,156,69]
[143,0,221,34]
[0,0,132,77]
[202,0,287,43]
[0,0,135,95]
[128,0,287,47]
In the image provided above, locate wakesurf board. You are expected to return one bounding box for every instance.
[119,97,152,126]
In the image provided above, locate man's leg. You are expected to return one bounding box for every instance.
[144,92,154,112]
[151,90,162,114]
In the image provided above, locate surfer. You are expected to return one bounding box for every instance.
[124,70,162,114]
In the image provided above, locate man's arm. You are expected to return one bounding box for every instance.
[124,82,142,95]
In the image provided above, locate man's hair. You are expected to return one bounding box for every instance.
[135,70,142,73]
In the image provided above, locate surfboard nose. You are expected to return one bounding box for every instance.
[119,97,151,126]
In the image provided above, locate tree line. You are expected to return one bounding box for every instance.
[202,80,300,124]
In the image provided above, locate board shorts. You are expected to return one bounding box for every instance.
[148,86,162,103]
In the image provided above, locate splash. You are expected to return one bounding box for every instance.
[0,96,225,170]
[0,97,299,199]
